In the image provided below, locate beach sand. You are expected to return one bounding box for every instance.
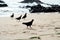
[0,13,60,40]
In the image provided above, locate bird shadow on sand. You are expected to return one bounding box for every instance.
[22,28,37,34]
[23,27,37,31]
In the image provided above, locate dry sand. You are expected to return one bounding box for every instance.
[0,13,60,40]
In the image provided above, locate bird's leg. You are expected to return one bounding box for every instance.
[30,26,32,29]
[27,26,28,28]
[19,20,20,22]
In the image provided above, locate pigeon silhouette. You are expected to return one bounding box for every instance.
[10,13,14,18]
[16,15,22,21]
[22,19,34,28]
[22,13,27,19]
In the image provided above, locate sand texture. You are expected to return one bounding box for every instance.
[0,13,60,40]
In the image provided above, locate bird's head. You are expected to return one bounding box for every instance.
[25,13,27,14]
[19,15,22,18]
[32,19,34,21]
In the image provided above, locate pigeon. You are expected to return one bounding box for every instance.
[16,15,22,21]
[22,13,27,19]
[10,13,14,18]
[22,19,34,28]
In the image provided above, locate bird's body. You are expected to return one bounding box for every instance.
[22,19,34,28]
[22,13,27,19]
[10,13,14,18]
[16,15,22,21]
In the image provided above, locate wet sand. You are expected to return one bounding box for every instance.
[0,13,60,40]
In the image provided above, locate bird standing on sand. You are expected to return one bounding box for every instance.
[16,15,22,21]
[22,13,27,19]
[22,19,34,28]
[10,13,14,19]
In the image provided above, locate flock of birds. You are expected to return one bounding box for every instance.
[10,13,34,29]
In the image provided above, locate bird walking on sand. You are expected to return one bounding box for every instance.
[22,19,34,28]
[10,13,14,19]
[16,15,22,22]
[22,13,27,19]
